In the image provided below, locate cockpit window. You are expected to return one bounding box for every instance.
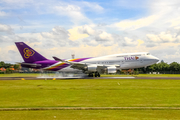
[147,53,150,55]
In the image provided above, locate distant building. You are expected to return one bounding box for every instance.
[72,54,75,59]
[0,68,6,71]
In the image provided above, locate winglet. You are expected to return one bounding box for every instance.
[53,56,63,61]
[53,56,73,64]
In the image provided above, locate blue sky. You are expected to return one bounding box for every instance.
[1,0,180,63]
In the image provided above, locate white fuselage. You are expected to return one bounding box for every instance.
[59,52,159,72]
[82,52,158,69]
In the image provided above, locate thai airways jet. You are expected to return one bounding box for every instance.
[15,42,159,77]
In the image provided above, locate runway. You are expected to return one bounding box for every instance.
[1,76,180,80]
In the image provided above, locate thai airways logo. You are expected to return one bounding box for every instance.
[124,56,139,60]
[23,48,35,59]
[135,56,139,60]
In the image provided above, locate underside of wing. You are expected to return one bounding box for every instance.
[17,62,42,67]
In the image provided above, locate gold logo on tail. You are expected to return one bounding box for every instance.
[24,48,35,58]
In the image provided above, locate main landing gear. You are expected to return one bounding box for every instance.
[88,72,101,77]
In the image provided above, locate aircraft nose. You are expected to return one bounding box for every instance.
[153,56,159,62]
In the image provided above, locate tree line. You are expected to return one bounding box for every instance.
[138,61,180,74]
[0,61,20,73]
[1,60,180,74]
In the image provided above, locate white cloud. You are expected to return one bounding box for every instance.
[148,0,180,27]
[54,5,81,13]
[99,32,113,41]
[68,26,89,41]
[53,5,91,24]
[147,31,177,43]
[1,0,94,25]
[137,39,144,46]
[123,37,138,46]
[78,25,116,46]
[0,11,7,16]
[146,34,161,42]
[79,1,104,12]
[3,0,180,64]
[111,0,180,52]
[78,24,96,35]
[115,15,160,30]
[159,32,176,42]
[149,0,180,12]
[170,17,180,27]
[0,24,14,34]
[0,44,19,62]
[41,26,69,40]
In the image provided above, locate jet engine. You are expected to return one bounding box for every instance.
[107,66,117,73]
[86,65,98,72]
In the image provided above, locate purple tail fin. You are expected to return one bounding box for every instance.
[15,42,47,63]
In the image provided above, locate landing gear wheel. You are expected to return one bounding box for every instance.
[97,72,100,77]
[95,72,100,77]
[95,73,97,77]
[88,73,93,77]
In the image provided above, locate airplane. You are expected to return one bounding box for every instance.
[15,42,159,77]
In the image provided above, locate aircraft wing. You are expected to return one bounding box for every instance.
[53,56,88,70]
[53,56,120,71]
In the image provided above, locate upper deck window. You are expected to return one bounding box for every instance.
[131,54,141,56]
[117,55,128,57]
[117,56,124,57]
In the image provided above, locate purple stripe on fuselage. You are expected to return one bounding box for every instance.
[35,60,58,68]
[69,57,93,62]
[49,64,70,71]
[26,57,93,71]
[50,57,93,71]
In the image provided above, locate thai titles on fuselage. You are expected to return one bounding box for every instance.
[124,56,139,61]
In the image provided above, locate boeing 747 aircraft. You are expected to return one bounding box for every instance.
[15,42,159,77]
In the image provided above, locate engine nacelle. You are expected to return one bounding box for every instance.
[107,66,117,73]
[87,65,97,72]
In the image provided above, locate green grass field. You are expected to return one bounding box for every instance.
[1,79,180,108]
[0,78,180,119]
[1,110,180,120]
